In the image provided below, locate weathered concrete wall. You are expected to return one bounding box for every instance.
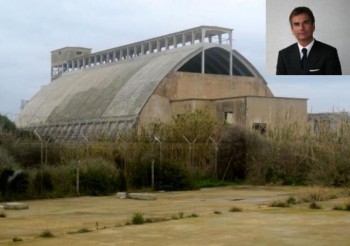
[140,72,305,130]
[212,98,247,125]
[51,47,91,66]
[167,72,273,100]
[142,71,267,125]
[245,97,307,129]
[138,94,172,126]
[170,100,215,117]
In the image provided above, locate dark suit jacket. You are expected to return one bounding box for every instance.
[276,40,342,75]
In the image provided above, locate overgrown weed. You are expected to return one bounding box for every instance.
[39,230,54,238]
[269,200,290,208]
[229,206,243,212]
[309,202,322,209]
[12,236,22,242]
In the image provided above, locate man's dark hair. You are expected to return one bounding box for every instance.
[289,6,315,27]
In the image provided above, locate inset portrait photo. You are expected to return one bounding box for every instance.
[266,0,350,75]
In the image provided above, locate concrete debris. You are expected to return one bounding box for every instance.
[4,202,29,210]
[116,192,157,200]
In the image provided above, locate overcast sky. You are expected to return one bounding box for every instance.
[1,0,349,120]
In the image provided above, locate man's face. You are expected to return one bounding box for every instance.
[290,13,315,43]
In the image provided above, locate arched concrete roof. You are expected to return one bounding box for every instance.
[16,43,269,132]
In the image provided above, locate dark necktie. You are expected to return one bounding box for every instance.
[301,48,308,73]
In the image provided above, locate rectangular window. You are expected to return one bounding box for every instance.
[252,123,267,134]
[224,112,234,124]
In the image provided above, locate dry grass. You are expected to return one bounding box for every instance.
[297,187,347,203]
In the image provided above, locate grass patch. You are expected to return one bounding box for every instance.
[333,205,344,211]
[188,213,199,218]
[269,200,290,208]
[130,213,169,224]
[309,202,322,209]
[39,229,54,238]
[128,211,198,226]
[171,214,179,220]
[77,227,91,233]
[298,188,343,203]
[67,227,92,234]
[213,210,222,214]
[148,217,169,223]
[229,206,243,212]
[172,212,184,220]
[144,218,153,223]
[12,236,23,242]
[286,196,297,205]
[333,203,350,211]
[193,179,236,189]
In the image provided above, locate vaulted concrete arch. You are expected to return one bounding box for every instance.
[16,27,299,142]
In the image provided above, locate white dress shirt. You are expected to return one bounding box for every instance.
[297,39,315,60]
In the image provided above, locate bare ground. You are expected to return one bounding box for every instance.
[1,186,350,245]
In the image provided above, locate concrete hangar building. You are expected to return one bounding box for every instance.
[16,26,307,141]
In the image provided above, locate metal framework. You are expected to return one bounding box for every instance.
[51,26,233,80]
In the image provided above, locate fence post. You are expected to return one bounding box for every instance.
[154,135,162,189]
[116,135,129,192]
[209,136,222,180]
[76,160,80,195]
[34,130,43,194]
[80,133,89,158]
[151,159,155,190]
[183,136,197,171]
[44,137,51,165]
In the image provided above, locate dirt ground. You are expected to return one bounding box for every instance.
[1,186,350,246]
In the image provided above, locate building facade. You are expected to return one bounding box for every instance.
[16,26,307,141]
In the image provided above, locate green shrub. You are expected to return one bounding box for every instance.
[77,227,91,233]
[0,211,6,218]
[131,160,193,191]
[0,168,13,197]
[9,170,29,194]
[218,126,249,181]
[7,143,42,168]
[39,230,54,238]
[229,206,243,212]
[79,159,119,196]
[333,205,344,210]
[309,202,322,209]
[0,114,16,133]
[286,196,297,205]
[27,165,76,199]
[0,169,29,200]
[193,179,234,189]
[158,161,193,191]
[12,236,23,242]
[132,212,145,225]
[332,203,350,211]
[270,200,290,208]
[282,174,306,186]
[188,213,199,218]
[0,146,17,168]
[33,170,53,194]
[47,165,76,197]
[171,214,179,220]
